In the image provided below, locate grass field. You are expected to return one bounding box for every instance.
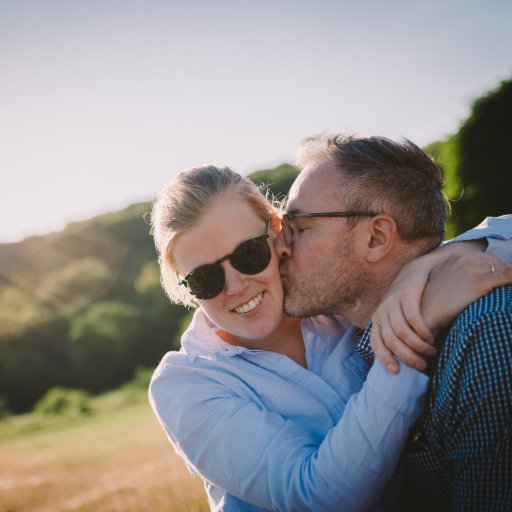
[0,392,208,512]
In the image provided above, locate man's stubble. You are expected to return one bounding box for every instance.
[281,233,371,319]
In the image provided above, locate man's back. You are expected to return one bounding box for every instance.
[403,285,512,511]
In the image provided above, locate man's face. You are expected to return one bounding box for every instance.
[276,160,369,318]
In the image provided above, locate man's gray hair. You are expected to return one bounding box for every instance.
[297,133,449,243]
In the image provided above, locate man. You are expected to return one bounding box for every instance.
[275,133,512,511]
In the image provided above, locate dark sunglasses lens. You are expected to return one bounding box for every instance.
[186,264,225,300]
[231,236,271,275]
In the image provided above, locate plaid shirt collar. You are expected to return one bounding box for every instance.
[354,321,374,362]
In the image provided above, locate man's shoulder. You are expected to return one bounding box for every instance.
[438,285,512,368]
[450,284,512,334]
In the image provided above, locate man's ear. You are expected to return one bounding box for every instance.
[269,213,282,236]
[360,215,398,263]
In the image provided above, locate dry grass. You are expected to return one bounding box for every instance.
[0,401,208,511]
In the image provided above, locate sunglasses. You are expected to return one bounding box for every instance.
[178,223,271,300]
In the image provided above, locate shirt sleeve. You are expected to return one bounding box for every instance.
[444,214,512,261]
[447,301,512,510]
[149,358,428,512]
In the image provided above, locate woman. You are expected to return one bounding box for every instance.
[149,165,511,511]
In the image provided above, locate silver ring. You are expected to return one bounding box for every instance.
[487,262,496,273]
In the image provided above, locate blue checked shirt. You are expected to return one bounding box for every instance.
[357,287,512,511]
[356,217,512,511]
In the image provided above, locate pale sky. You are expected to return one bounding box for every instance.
[1,0,511,242]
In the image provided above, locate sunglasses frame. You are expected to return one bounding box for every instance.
[178,222,271,299]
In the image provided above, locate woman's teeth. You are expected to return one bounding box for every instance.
[234,293,263,314]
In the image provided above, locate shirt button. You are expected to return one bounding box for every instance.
[306,332,314,341]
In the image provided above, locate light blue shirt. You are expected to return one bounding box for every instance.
[150,312,428,511]
[149,216,512,512]
[446,214,512,260]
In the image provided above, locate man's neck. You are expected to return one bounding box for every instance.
[337,246,427,329]
[335,284,388,329]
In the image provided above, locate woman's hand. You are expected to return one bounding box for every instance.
[371,248,512,374]
[420,252,512,333]
[370,254,436,374]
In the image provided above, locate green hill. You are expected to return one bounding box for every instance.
[0,165,298,414]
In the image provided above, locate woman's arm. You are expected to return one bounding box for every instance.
[371,216,512,372]
[149,356,427,511]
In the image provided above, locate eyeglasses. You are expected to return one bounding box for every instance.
[178,223,271,300]
[281,211,378,245]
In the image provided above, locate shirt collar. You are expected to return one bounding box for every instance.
[354,321,374,362]
[180,310,351,361]
[181,309,248,360]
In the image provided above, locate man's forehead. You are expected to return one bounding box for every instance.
[286,160,343,212]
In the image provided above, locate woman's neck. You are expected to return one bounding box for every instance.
[219,315,307,368]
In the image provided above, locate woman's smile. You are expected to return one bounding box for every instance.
[232,291,265,314]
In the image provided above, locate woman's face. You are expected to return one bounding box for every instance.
[173,194,285,346]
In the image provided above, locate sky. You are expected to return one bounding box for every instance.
[1,0,511,243]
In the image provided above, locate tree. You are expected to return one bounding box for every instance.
[0,346,64,413]
[249,164,299,199]
[69,301,147,392]
[0,316,71,412]
[452,78,512,232]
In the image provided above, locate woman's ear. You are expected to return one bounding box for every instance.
[363,215,397,263]
[269,213,282,236]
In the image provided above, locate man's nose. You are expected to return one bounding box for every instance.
[274,230,292,260]
[223,263,250,296]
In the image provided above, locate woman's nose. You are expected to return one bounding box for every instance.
[223,263,250,296]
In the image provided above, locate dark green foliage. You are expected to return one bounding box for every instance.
[35,387,92,417]
[248,163,299,200]
[429,78,512,234]
[124,366,154,390]
[453,78,512,232]
[0,395,10,418]
[0,316,71,413]
[424,136,461,238]
[69,301,149,392]
[0,346,66,413]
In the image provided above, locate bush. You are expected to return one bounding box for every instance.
[127,366,154,390]
[0,395,10,419]
[35,387,93,417]
[117,367,155,406]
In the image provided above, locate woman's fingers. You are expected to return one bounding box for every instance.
[482,266,512,289]
[370,323,400,375]
[372,319,430,372]
[421,253,512,332]
[386,306,435,355]
[401,298,434,343]
[372,250,512,375]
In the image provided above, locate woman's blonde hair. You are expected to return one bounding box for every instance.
[151,165,278,307]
